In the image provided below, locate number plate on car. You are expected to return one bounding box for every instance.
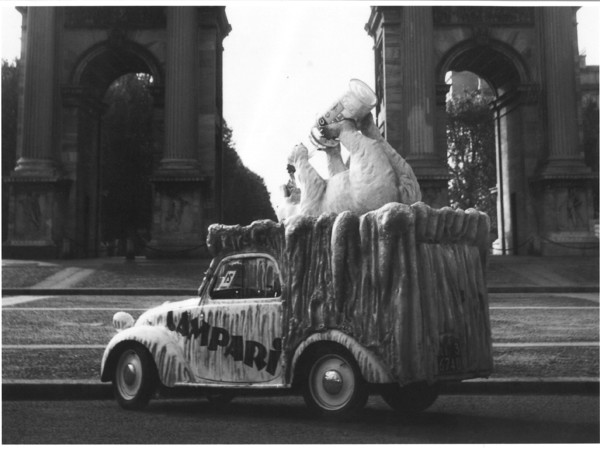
[438,335,463,374]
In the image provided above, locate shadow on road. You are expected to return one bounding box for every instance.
[3,395,598,444]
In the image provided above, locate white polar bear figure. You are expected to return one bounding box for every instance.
[276,143,349,221]
[283,113,421,218]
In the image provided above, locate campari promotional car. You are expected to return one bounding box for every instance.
[101,203,493,418]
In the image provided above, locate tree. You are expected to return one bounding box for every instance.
[221,121,277,225]
[446,89,497,234]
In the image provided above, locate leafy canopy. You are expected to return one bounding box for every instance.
[446,89,497,234]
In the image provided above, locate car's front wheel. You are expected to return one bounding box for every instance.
[113,343,158,410]
[302,344,368,418]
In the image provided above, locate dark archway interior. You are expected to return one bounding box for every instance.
[100,73,156,255]
[76,46,158,256]
[80,46,153,93]
[447,45,521,97]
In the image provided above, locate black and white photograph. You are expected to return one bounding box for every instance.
[1,0,599,445]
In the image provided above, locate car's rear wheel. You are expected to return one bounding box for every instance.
[381,381,439,414]
[113,343,157,410]
[302,344,368,418]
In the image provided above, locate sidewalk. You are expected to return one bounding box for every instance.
[2,255,599,400]
[486,255,599,292]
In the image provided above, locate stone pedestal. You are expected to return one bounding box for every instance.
[146,177,210,258]
[530,175,598,255]
[3,177,70,259]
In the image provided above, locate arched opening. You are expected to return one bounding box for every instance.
[100,73,157,256]
[445,70,497,242]
[439,40,530,254]
[66,42,163,257]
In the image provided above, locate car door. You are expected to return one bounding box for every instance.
[191,253,284,385]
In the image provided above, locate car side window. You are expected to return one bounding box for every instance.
[210,256,282,300]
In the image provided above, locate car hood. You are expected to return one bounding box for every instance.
[136,297,200,326]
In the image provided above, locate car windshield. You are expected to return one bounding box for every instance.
[210,255,281,299]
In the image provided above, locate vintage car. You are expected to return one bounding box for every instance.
[101,202,493,417]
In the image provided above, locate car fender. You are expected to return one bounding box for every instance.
[290,330,394,384]
[101,325,194,387]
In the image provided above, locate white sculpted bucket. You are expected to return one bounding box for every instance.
[310,79,377,148]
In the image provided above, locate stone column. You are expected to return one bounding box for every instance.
[148,7,203,257]
[159,7,198,173]
[540,7,588,173]
[376,8,403,152]
[400,7,448,207]
[400,7,435,160]
[14,7,58,176]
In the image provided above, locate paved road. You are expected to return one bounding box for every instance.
[3,393,598,444]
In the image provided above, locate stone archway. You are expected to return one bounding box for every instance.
[3,6,230,259]
[366,6,598,255]
[438,39,533,254]
[63,41,164,257]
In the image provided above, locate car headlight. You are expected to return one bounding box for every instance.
[113,311,134,331]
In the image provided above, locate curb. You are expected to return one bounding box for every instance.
[3,379,598,401]
[3,287,599,296]
[441,378,599,395]
[488,286,599,294]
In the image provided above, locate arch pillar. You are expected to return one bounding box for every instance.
[147,7,230,257]
[367,7,448,208]
[3,7,68,258]
[530,7,598,255]
[491,92,528,255]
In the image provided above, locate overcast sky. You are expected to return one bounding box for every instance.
[1,2,598,208]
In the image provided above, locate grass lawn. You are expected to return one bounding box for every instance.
[2,304,598,380]
[491,347,599,378]
[490,309,599,343]
[5,301,597,345]
[3,310,117,345]
[72,263,208,289]
[490,293,599,307]
[2,348,103,380]
[2,266,65,288]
